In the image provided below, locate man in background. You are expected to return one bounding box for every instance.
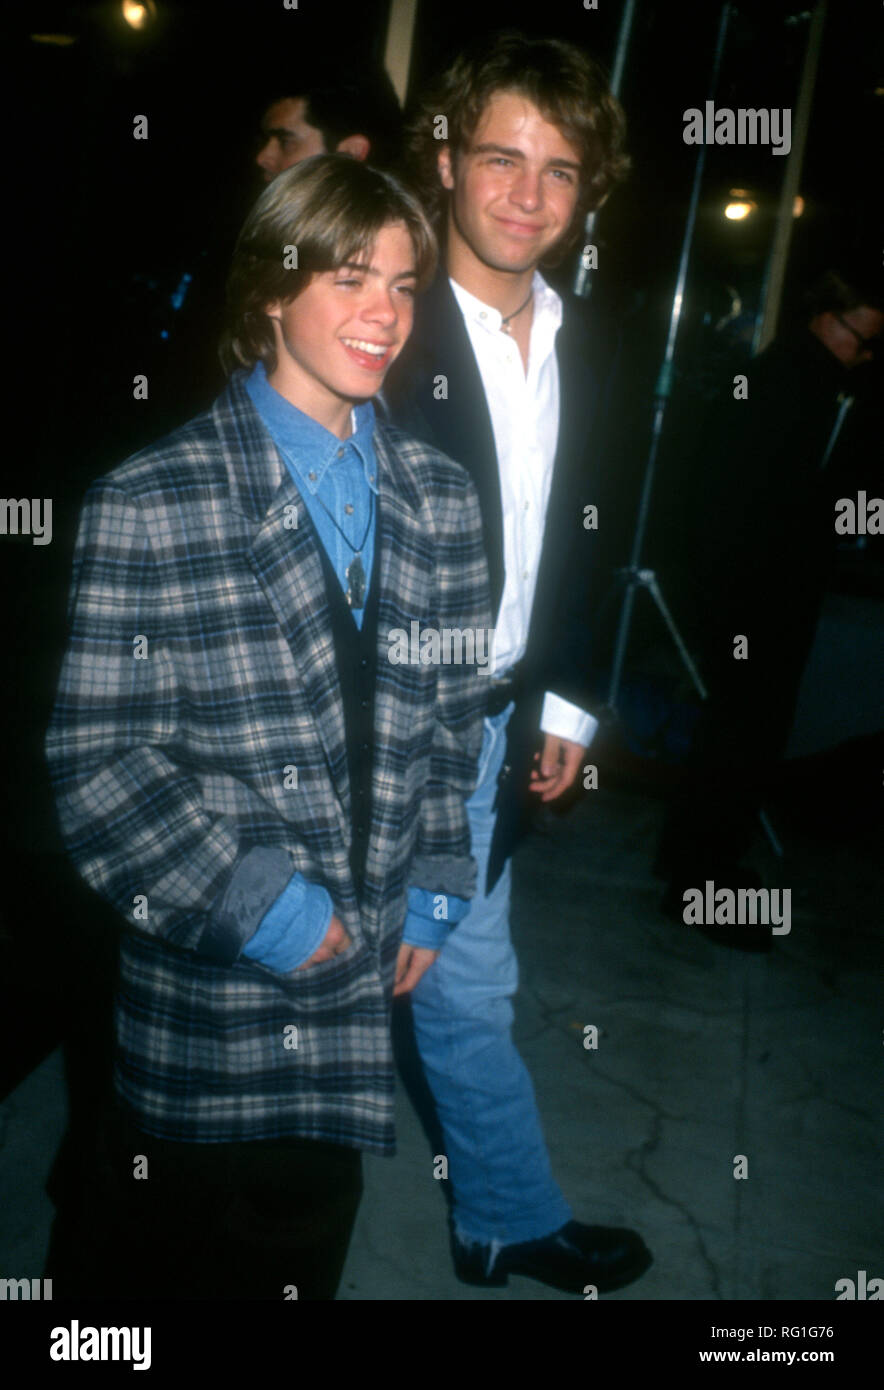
[658,265,884,945]
[255,73,402,181]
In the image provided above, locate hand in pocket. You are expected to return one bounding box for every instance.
[294,914,351,971]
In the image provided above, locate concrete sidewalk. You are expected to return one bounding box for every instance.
[1,783,881,1301]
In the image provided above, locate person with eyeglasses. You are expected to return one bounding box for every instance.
[814,306,882,365]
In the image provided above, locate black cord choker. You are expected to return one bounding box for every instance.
[500,288,534,334]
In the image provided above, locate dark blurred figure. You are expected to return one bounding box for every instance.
[255,74,403,183]
[657,265,884,945]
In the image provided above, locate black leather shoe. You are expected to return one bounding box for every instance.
[453,1221,652,1294]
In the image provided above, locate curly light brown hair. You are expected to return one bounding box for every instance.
[403,31,630,265]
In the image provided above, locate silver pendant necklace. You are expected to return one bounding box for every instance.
[313,489,374,609]
[274,434,375,609]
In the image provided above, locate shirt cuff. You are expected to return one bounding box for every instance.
[540,690,598,750]
[401,886,471,950]
[241,874,333,973]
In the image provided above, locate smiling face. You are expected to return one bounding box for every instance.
[438,90,582,280]
[265,220,417,436]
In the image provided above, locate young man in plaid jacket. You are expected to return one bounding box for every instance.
[45,154,491,1301]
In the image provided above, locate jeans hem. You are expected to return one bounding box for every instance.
[452,1198,573,1248]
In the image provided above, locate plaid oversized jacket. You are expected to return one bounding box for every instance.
[45,373,492,1154]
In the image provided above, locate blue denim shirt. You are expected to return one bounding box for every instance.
[241,364,467,970]
[245,360,377,627]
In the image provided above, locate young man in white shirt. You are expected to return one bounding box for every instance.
[384,31,652,1295]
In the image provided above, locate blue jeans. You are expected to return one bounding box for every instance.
[409,706,573,1245]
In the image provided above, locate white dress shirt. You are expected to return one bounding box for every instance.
[449,272,598,750]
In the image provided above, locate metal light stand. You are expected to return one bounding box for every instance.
[573,0,637,300]
[605,1,732,716]
[592,2,783,857]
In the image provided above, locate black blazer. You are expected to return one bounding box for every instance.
[383,272,619,887]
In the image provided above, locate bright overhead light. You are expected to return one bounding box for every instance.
[792,195,805,218]
[122,1,157,30]
[724,189,756,221]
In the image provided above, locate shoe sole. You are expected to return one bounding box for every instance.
[454,1246,653,1295]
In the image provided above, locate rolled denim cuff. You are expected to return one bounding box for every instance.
[199,846,294,966]
[241,874,334,973]
[401,886,470,949]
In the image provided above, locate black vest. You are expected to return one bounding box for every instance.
[313,516,381,900]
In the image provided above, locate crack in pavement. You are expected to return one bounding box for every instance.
[624,1109,726,1299]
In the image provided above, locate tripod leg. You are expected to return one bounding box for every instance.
[607,576,639,709]
[642,571,709,700]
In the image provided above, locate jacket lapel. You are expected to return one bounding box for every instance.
[553,300,600,494]
[212,377,351,839]
[364,425,434,889]
[389,275,604,617]
[393,275,506,609]
[528,299,601,617]
[246,483,352,825]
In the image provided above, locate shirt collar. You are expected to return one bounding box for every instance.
[245,360,378,496]
[448,269,562,335]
